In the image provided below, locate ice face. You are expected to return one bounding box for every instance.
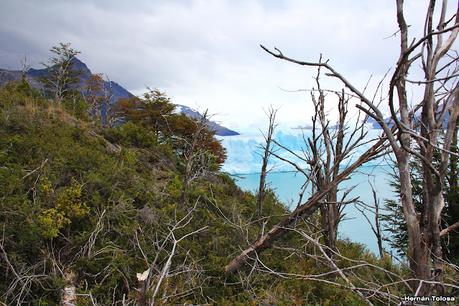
[219,128,387,175]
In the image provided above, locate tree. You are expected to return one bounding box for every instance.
[226,0,459,298]
[256,106,277,217]
[305,76,350,252]
[114,89,226,166]
[83,73,104,121]
[41,42,81,104]
[384,136,459,264]
[114,89,175,139]
[373,0,459,294]
[101,76,116,127]
[178,110,212,207]
[167,112,227,165]
[225,94,387,274]
[444,122,459,264]
[261,69,365,253]
[82,73,116,126]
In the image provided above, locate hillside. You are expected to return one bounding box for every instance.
[0,58,239,136]
[0,80,405,305]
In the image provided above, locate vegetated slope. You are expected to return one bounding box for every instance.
[0,81,280,304]
[0,81,404,305]
[0,58,239,136]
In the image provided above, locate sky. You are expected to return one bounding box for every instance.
[0,0,451,131]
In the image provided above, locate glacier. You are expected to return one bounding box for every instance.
[219,127,388,175]
[219,127,397,256]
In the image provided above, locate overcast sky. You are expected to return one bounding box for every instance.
[0,0,451,131]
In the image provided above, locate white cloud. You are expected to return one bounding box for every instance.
[0,0,455,130]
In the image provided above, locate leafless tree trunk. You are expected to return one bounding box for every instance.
[134,202,207,305]
[136,268,149,306]
[102,76,116,127]
[309,71,348,252]
[256,106,277,217]
[356,182,385,259]
[227,2,459,297]
[180,110,210,207]
[388,0,459,294]
[225,137,388,274]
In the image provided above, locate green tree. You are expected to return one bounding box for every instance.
[114,89,175,140]
[41,42,81,104]
[383,136,459,264]
[114,88,226,166]
[444,124,459,264]
[382,158,423,257]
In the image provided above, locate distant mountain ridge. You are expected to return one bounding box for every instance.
[0,58,239,136]
[175,104,239,136]
[27,58,133,102]
[366,111,451,130]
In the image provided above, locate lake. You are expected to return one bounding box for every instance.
[220,129,397,255]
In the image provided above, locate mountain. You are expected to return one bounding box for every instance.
[367,110,451,130]
[0,69,22,84]
[366,116,395,129]
[27,57,133,102]
[175,104,239,136]
[0,58,239,136]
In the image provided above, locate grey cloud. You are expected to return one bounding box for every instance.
[0,0,451,128]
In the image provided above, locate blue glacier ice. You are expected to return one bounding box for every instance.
[219,127,398,256]
[219,127,388,175]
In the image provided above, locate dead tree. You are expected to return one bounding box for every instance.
[268,68,364,253]
[256,106,278,217]
[180,110,212,207]
[249,219,459,305]
[83,73,104,122]
[20,55,30,83]
[225,136,388,274]
[371,0,459,293]
[102,76,116,127]
[308,69,349,252]
[356,181,385,259]
[135,202,207,306]
[227,0,459,297]
[61,270,77,306]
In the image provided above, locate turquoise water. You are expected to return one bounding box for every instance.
[232,164,396,255]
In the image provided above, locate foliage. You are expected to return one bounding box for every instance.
[382,158,423,257]
[0,79,412,305]
[383,137,459,263]
[114,88,226,166]
[40,42,82,103]
[114,88,175,136]
[0,82,269,304]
